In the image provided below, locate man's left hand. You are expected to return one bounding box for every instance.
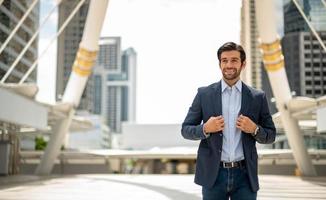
[236,114,257,134]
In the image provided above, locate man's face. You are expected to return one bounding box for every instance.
[219,50,245,81]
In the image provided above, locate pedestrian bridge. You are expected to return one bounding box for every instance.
[18,148,326,175]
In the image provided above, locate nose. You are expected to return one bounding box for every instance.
[225,63,233,68]
[225,61,233,67]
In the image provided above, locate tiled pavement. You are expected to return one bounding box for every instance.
[0,174,326,200]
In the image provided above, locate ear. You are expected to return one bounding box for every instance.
[241,61,246,69]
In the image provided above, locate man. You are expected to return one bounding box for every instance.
[181,42,276,200]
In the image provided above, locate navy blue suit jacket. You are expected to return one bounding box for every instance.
[181,81,276,192]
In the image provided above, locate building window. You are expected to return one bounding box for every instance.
[305,71,311,76]
[313,45,319,49]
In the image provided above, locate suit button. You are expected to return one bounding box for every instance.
[219,150,222,153]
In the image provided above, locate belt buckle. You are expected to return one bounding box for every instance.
[231,162,235,168]
[223,162,232,168]
[224,161,237,168]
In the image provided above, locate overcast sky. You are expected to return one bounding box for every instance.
[37,0,243,124]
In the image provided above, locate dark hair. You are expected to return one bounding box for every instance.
[217,42,246,63]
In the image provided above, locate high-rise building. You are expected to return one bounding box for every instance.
[89,37,137,136]
[56,0,90,109]
[240,0,261,89]
[121,47,137,122]
[282,0,326,97]
[0,0,39,83]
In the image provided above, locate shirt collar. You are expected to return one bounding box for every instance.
[221,79,242,93]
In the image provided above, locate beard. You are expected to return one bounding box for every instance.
[222,66,242,81]
[222,63,244,81]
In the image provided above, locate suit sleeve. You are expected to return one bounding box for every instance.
[254,92,276,144]
[181,89,207,140]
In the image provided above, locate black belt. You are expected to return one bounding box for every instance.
[220,160,245,168]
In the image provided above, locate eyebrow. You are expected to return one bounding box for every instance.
[221,57,240,60]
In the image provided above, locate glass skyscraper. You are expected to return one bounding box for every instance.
[284,0,326,34]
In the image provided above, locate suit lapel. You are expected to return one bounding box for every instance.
[240,82,253,144]
[240,82,252,117]
[212,81,222,116]
[209,81,222,150]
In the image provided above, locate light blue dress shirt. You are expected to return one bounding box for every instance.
[221,79,244,162]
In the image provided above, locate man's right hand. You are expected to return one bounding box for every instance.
[203,116,224,134]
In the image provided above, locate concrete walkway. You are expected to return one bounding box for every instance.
[0,175,326,200]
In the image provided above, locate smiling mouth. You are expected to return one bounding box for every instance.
[224,69,236,74]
